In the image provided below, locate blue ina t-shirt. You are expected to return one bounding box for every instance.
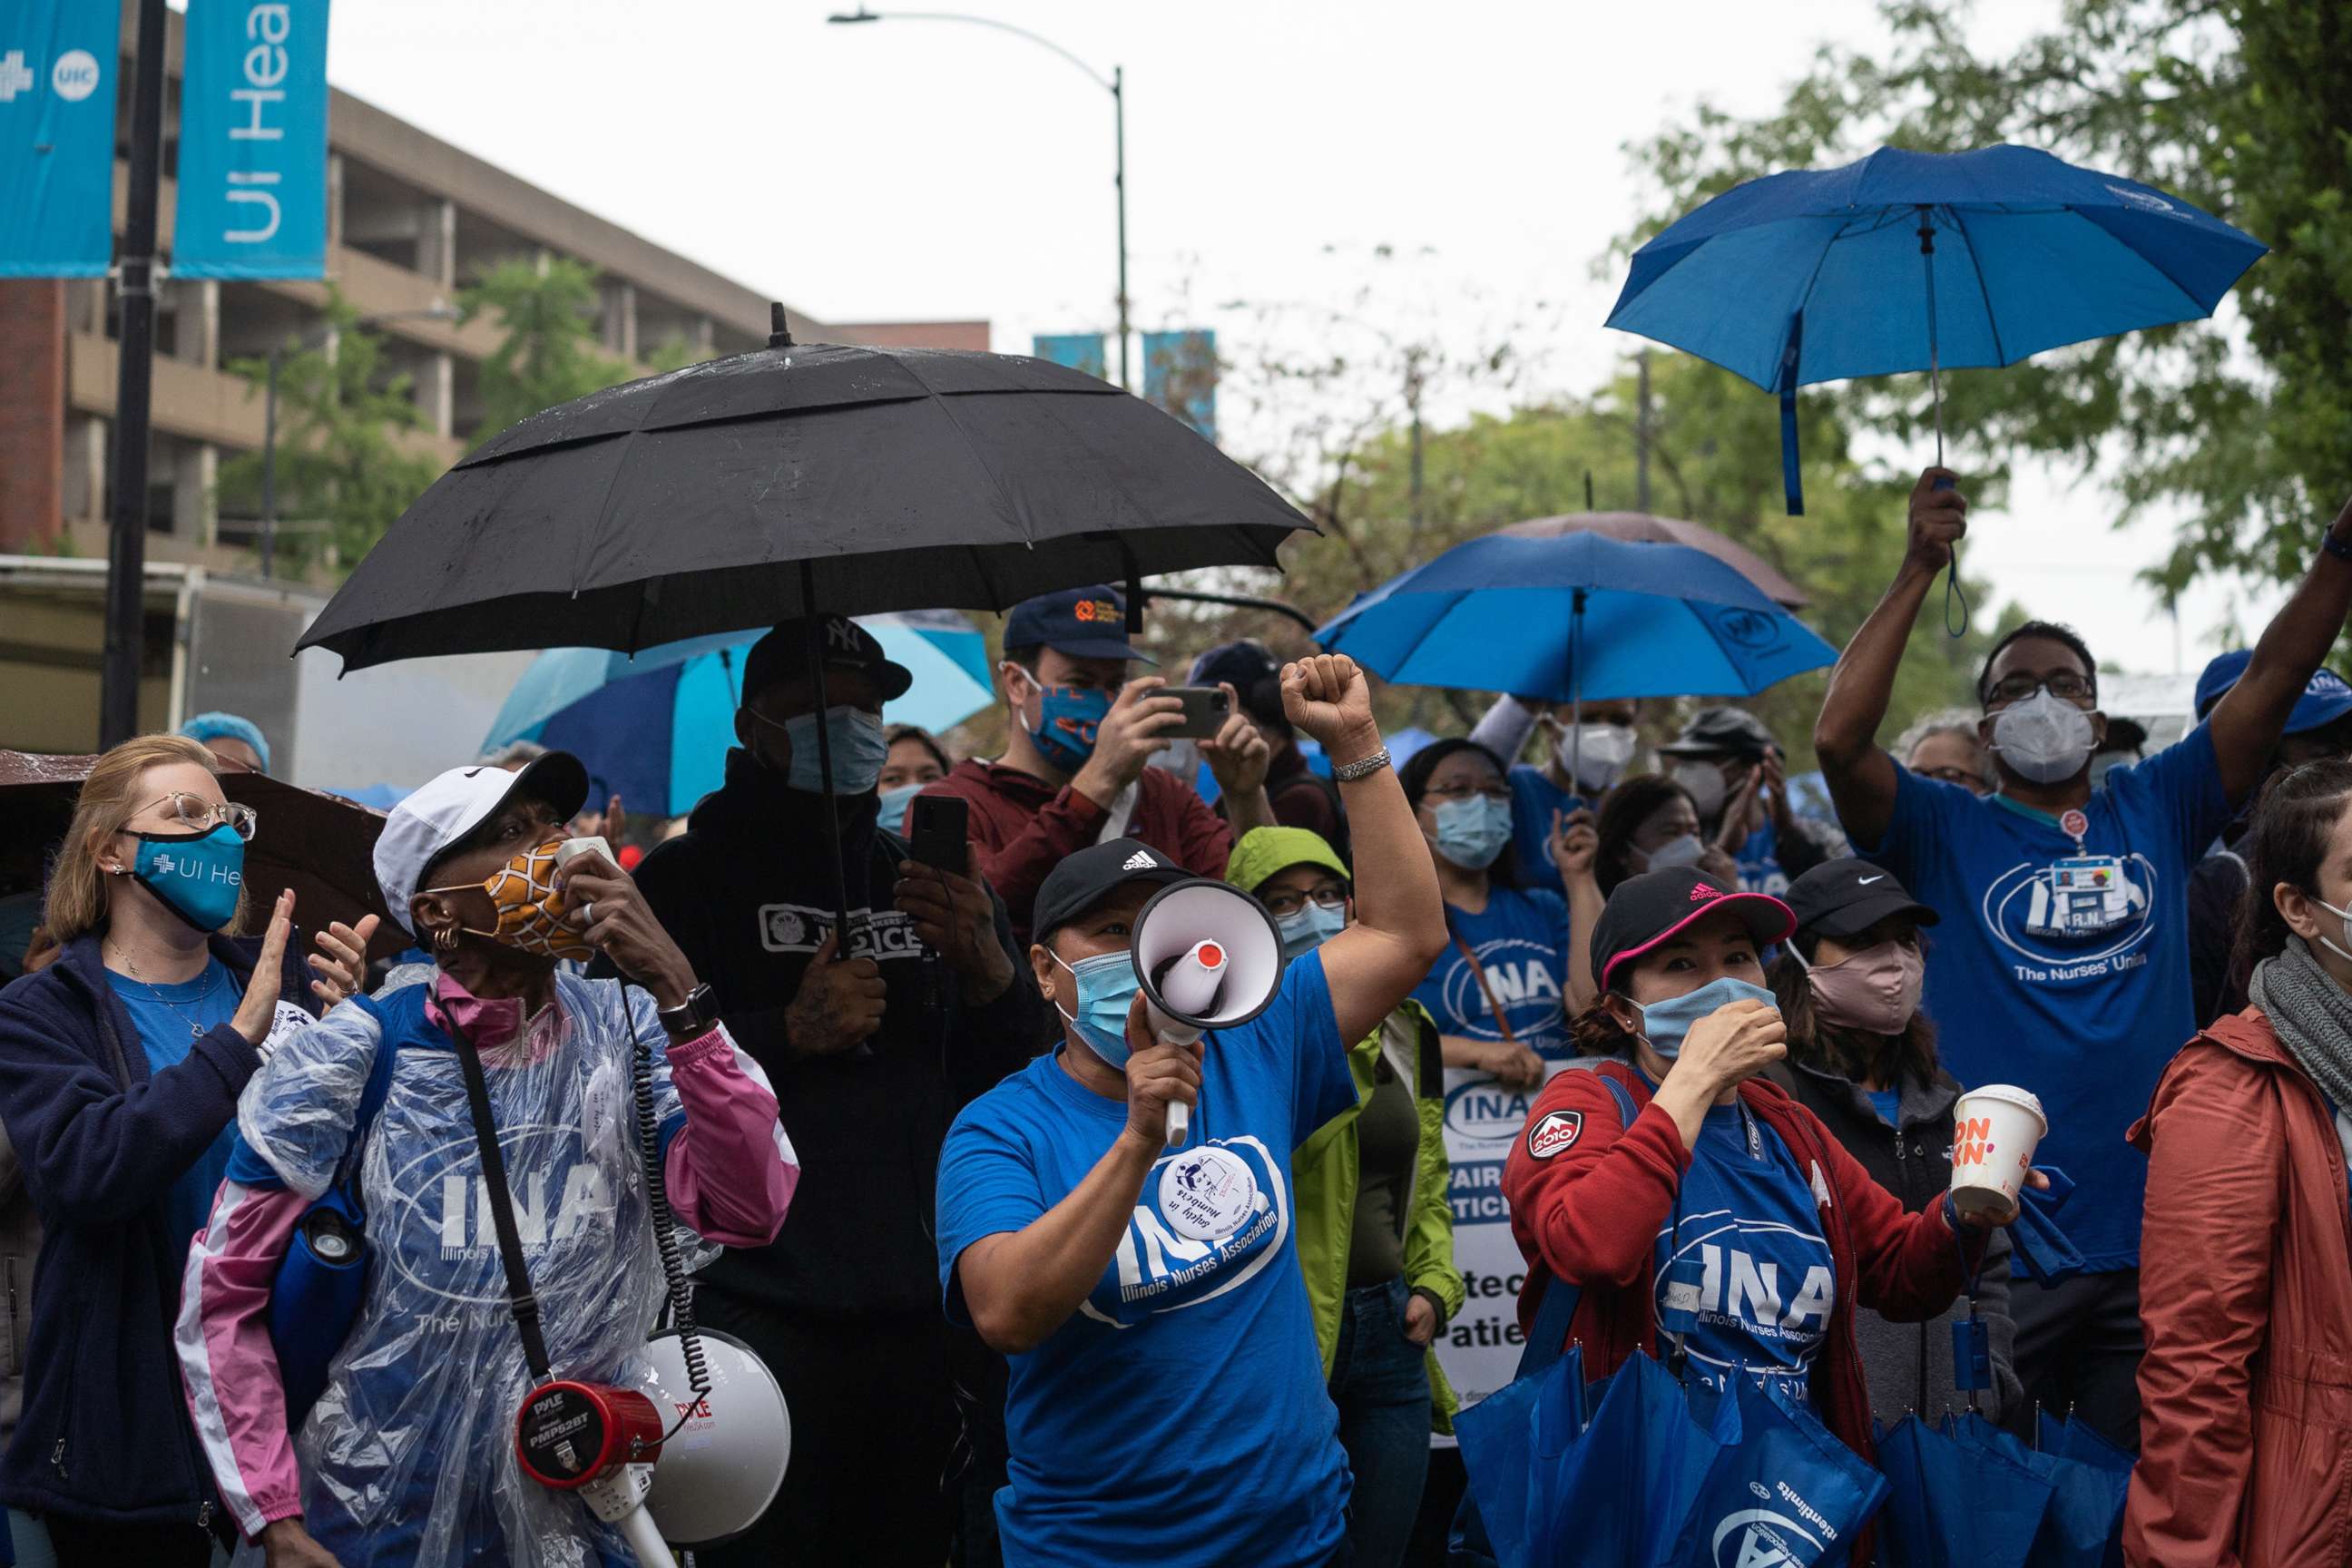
[935,952,1358,1568]
[1505,766,1585,898]
[1858,729,2230,1270]
[1655,1102,1837,1403]
[107,959,240,1255]
[1410,888,1573,1060]
[1735,818,1793,897]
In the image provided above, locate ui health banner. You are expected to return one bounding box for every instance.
[0,0,122,278]
[1143,329,1217,442]
[172,0,330,279]
[1031,331,1107,380]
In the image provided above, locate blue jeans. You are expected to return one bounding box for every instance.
[1328,1278,1433,1568]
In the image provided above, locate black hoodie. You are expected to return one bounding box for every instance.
[625,750,1047,1318]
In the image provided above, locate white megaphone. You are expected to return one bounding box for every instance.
[1131,878,1288,1147]
[642,1328,791,1551]
[514,1328,789,1566]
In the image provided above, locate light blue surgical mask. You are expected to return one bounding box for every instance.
[1637,975,1777,1061]
[1054,949,1142,1066]
[877,781,926,830]
[130,825,246,934]
[1431,795,1514,871]
[769,705,888,795]
[1276,901,1348,959]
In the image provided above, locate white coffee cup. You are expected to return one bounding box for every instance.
[1948,1084,2047,1223]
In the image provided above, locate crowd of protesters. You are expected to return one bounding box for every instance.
[0,466,2347,1566]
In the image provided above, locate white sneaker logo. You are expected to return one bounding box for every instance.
[1122,850,1157,870]
[1857,875,1884,885]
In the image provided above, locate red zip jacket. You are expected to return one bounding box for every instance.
[1502,1058,1978,1561]
[919,759,1233,944]
[2125,1007,2352,1568]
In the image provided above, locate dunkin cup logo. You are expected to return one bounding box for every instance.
[1953,1115,1997,1168]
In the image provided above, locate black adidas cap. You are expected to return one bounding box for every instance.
[1032,838,1191,942]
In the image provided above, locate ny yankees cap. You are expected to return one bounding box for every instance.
[1590,867,1795,993]
[1783,859,1940,944]
[742,615,914,704]
[1032,838,1192,943]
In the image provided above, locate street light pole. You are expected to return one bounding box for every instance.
[260,347,280,579]
[1112,64,1128,390]
[98,0,168,749]
[828,8,1130,388]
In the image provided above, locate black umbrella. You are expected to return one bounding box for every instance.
[296,310,1317,945]
[298,314,1308,671]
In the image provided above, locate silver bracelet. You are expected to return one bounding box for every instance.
[1330,746,1392,783]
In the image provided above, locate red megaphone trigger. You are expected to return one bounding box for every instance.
[514,1380,666,1491]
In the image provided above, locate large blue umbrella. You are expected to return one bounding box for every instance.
[1605,142,2267,627]
[483,611,995,816]
[1313,532,1836,706]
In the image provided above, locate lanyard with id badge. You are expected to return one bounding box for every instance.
[2024,807,2134,941]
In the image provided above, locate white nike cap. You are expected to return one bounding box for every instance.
[374,753,588,935]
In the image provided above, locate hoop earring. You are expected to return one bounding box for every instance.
[431,924,460,954]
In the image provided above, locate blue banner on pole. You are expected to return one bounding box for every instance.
[172,0,330,279]
[0,0,122,279]
[1032,332,1107,380]
[1143,329,1217,442]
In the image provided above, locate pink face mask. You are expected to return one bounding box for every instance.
[1805,940,1926,1035]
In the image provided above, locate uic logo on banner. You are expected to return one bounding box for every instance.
[51,49,99,100]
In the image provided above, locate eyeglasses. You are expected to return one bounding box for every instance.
[132,792,259,841]
[1259,884,1348,918]
[1985,672,2095,706]
[1421,782,1511,805]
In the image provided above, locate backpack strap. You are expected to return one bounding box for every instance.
[332,995,403,1213]
[1511,1070,1639,1378]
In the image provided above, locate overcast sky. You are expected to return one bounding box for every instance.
[324,0,2287,678]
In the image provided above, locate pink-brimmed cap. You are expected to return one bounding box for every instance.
[1592,867,1797,992]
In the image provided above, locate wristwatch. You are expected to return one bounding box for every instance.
[656,983,720,1038]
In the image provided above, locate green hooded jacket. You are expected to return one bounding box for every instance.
[1228,826,1466,1434]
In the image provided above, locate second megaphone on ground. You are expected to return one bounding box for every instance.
[1131,878,1288,1146]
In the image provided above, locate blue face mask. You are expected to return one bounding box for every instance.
[1431,795,1514,870]
[768,705,889,795]
[130,825,246,934]
[1020,673,1114,775]
[1054,949,1142,1066]
[1638,975,1777,1061]
[876,781,926,829]
[1276,901,1348,959]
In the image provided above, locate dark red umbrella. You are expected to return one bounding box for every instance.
[0,752,404,965]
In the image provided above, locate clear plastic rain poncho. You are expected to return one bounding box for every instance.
[233,971,709,1568]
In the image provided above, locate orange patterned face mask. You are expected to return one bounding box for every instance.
[428,840,595,962]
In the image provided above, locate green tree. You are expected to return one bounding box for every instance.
[216,289,441,574]
[1619,0,2352,603]
[1270,352,2015,769]
[459,256,632,437]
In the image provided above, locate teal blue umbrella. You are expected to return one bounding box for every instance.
[482,611,994,815]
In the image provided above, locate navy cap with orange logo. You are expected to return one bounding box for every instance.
[1002,584,1157,664]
